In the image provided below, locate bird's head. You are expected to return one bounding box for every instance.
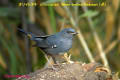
[59,28,78,39]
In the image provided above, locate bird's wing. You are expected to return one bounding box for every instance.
[45,35,59,49]
[33,35,58,48]
[32,38,49,48]
[18,28,55,48]
[34,35,51,39]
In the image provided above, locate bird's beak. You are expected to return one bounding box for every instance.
[75,32,79,34]
[71,32,78,35]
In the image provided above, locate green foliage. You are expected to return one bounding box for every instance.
[0,8,20,18]
[0,37,17,74]
[0,0,120,79]
[80,10,99,18]
[48,6,56,33]
[33,48,46,69]
[42,0,62,4]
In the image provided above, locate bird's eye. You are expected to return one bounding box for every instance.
[67,31,74,33]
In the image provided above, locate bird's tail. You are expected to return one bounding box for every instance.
[18,28,35,40]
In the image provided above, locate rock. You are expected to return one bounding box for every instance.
[16,62,115,80]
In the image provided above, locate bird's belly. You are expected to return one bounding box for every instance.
[45,40,72,55]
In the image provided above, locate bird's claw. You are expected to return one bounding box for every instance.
[48,66,58,71]
[63,53,74,63]
[68,60,74,63]
[47,65,58,71]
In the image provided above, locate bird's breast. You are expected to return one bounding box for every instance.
[45,39,73,55]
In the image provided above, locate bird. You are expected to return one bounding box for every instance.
[18,28,78,69]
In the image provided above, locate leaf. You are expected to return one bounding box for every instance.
[0,53,7,69]
[105,6,114,44]
[48,7,56,33]
[0,37,17,74]
[42,0,62,4]
[34,48,46,69]
[80,10,99,18]
[0,8,20,17]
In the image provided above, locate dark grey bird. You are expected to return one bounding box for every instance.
[18,28,78,68]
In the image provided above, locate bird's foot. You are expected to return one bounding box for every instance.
[47,65,58,71]
[53,63,60,66]
[68,60,74,63]
[63,53,74,64]
[51,66,58,71]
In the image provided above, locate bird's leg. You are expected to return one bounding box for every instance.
[51,56,60,66]
[51,56,57,64]
[63,53,74,63]
[44,54,57,70]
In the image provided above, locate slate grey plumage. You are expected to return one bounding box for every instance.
[18,28,77,64]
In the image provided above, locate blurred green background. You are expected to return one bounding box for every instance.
[0,0,120,80]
